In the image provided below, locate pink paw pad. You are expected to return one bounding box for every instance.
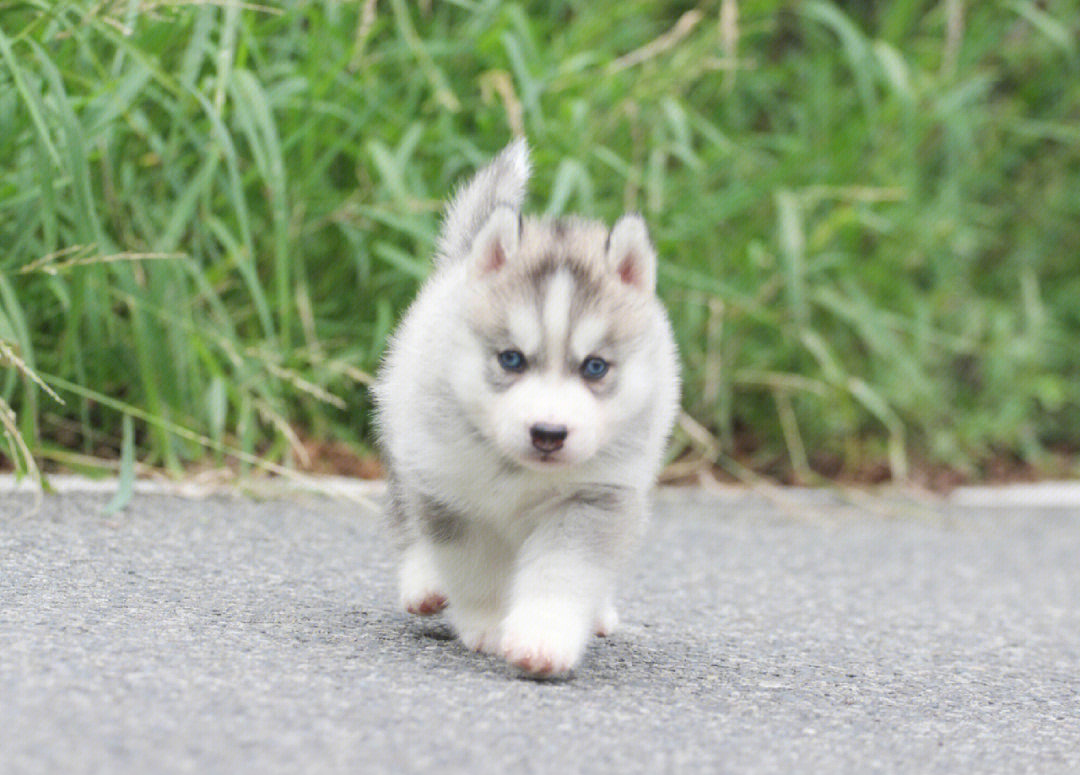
[503,645,572,678]
[405,593,447,616]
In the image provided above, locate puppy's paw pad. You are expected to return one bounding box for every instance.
[403,591,448,616]
[503,645,574,677]
[500,624,583,677]
[398,544,446,616]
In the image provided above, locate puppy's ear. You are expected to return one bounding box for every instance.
[436,138,531,268]
[468,205,521,276]
[606,214,656,293]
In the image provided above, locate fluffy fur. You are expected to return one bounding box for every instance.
[373,140,680,677]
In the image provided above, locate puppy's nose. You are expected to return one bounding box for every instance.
[530,423,568,453]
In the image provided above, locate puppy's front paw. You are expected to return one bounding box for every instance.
[398,542,447,616]
[499,604,591,678]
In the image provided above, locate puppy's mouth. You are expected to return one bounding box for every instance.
[519,449,573,470]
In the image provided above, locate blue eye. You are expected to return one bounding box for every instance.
[581,356,609,380]
[498,349,526,372]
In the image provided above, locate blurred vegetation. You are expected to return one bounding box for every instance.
[0,0,1077,485]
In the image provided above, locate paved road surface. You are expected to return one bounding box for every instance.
[2,489,1078,774]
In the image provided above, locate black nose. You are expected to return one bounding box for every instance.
[530,423,568,453]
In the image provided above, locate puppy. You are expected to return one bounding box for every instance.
[373,139,679,676]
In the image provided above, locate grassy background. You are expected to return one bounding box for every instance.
[1,0,1078,486]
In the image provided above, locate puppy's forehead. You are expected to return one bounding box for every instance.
[472,216,653,347]
[541,269,575,356]
[506,304,541,355]
[569,315,608,359]
[517,217,609,290]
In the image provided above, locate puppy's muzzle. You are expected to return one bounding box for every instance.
[530,423,568,453]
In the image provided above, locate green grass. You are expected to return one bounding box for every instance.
[1,1,1078,485]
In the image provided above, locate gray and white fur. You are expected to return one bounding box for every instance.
[373,139,680,677]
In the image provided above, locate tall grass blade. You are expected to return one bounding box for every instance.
[103,413,135,515]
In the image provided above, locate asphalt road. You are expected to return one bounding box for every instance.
[2,488,1078,774]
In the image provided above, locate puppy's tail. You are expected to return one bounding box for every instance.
[435,138,530,267]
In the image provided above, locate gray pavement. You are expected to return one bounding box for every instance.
[1,488,1078,774]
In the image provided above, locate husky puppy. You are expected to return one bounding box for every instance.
[373,139,679,677]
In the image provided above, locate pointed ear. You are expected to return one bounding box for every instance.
[606,214,657,292]
[468,205,521,276]
[436,138,531,267]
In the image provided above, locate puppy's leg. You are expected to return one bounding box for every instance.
[432,524,513,655]
[398,538,447,615]
[387,477,447,616]
[500,550,609,677]
[594,590,619,637]
[500,488,643,677]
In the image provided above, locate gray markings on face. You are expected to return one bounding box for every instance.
[472,218,653,395]
[523,261,611,379]
[484,356,520,392]
[584,367,619,398]
[470,318,534,392]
